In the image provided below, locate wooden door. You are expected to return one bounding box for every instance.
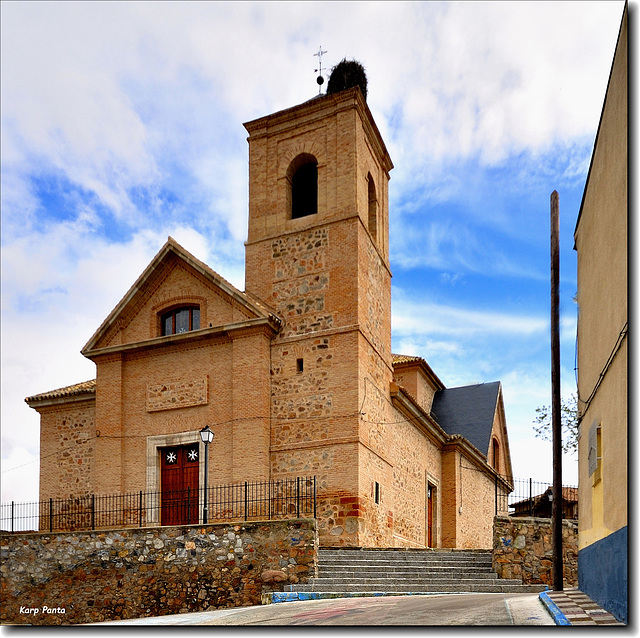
[427,485,433,547]
[161,445,199,525]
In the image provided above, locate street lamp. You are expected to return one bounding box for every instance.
[199,426,214,523]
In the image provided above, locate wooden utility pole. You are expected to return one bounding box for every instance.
[550,190,563,591]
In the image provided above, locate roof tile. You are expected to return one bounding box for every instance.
[26,379,96,404]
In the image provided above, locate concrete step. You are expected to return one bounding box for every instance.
[318,558,493,571]
[319,554,493,566]
[282,548,544,598]
[318,567,497,578]
[320,550,492,559]
[320,559,493,569]
[305,577,510,587]
[318,552,491,565]
[318,555,494,570]
[318,569,498,581]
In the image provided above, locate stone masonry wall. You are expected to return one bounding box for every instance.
[1,519,317,625]
[493,515,578,587]
[38,402,95,502]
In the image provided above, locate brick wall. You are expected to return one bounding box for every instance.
[1,519,317,625]
[493,515,578,586]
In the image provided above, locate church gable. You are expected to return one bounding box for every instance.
[82,238,276,355]
[487,387,513,479]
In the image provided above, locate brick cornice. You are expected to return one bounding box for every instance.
[83,316,281,360]
[25,393,96,411]
[244,88,393,174]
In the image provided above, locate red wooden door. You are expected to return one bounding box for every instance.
[427,485,433,547]
[161,445,199,525]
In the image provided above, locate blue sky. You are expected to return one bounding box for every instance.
[1,1,626,502]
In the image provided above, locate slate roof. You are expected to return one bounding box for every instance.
[430,382,501,456]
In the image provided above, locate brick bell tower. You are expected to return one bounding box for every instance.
[243,80,394,546]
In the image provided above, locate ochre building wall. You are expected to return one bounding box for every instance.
[574,5,627,624]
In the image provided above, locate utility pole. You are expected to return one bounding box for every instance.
[550,190,563,591]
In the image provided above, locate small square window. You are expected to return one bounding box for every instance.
[296,358,304,373]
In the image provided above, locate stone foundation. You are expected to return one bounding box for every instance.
[493,515,577,587]
[1,518,317,625]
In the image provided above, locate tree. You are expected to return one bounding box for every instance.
[532,393,579,454]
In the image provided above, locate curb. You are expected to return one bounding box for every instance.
[268,592,385,604]
[264,591,489,605]
[539,591,571,625]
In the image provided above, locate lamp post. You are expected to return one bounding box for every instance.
[199,426,214,524]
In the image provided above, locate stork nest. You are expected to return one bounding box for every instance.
[326,59,368,101]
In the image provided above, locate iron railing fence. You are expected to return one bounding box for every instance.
[496,477,578,519]
[0,476,317,534]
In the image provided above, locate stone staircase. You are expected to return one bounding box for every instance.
[284,548,547,597]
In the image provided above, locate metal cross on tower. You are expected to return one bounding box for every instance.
[314,46,328,94]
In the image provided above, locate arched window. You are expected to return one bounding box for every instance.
[161,306,200,336]
[492,438,500,473]
[367,173,377,242]
[289,154,318,219]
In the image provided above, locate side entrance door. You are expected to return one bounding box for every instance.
[161,444,199,525]
[427,485,434,547]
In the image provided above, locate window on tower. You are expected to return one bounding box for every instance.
[289,154,318,219]
[367,173,377,242]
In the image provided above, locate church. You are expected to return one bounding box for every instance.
[26,68,513,550]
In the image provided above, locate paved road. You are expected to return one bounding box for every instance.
[95,593,554,626]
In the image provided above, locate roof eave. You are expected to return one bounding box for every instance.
[392,354,446,391]
[82,315,281,360]
[25,381,96,409]
[389,382,449,446]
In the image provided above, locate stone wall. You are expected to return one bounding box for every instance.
[493,515,578,587]
[0,518,317,626]
[37,401,95,501]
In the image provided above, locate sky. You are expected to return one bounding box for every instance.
[1,1,627,504]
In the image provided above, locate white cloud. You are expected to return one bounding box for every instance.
[1,446,40,506]
[2,2,622,221]
[392,291,547,339]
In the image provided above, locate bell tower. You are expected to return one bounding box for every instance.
[244,85,394,545]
